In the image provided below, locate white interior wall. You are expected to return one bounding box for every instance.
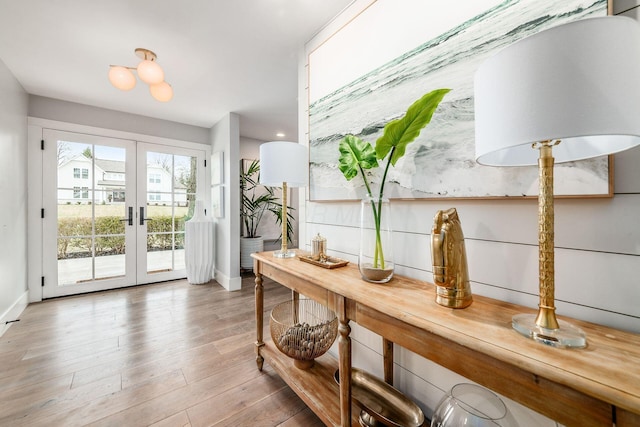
[240,136,278,251]
[615,0,640,14]
[240,136,301,251]
[299,0,640,424]
[240,135,264,160]
[28,95,210,144]
[210,113,242,290]
[0,58,29,336]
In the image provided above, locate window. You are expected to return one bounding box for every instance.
[106,172,124,181]
[73,187,89,199]
[112,191,125,202]
[73,168,88,179]
[149,173,161,184]
[148,193,161,201]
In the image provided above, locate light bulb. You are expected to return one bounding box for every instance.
[137,60,164,85]
[150,81,173,102]
[108,66,136,91]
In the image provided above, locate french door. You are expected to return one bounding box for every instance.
[135,142,203,284]
[42,129,206,298]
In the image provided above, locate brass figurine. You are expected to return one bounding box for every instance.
[431,208,473,308]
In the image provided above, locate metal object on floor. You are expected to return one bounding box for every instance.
[334,368,425,427]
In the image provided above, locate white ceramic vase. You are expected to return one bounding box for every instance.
[185,200,215,284]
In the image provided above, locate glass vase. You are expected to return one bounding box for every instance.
[431,383,510,427]
[359,196,394,283]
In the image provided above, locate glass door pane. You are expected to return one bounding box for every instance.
[137,144,205,284]
[56,142,129,284]
[43,130,136,298]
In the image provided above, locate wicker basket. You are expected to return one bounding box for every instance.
[270,299,338,369]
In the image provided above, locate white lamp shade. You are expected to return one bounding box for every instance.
[259,141,308,187]
[108,66,136,91]
[475,16,640,166]
[150,81,173,102]
[137,59,164,85]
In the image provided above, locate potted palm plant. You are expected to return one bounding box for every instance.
[338,88,450,282]
[240,159,295,269]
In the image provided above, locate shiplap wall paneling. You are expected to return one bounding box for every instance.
[303,1,639,424]
[614,0,640,14]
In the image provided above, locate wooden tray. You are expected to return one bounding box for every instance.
[298,254,349,269]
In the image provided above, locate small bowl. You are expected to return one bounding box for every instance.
[270,299,338,369]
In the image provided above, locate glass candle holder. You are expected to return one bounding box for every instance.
[312,233,327,261]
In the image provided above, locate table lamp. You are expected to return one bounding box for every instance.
[259,141,308,258]
[474,16,640,348]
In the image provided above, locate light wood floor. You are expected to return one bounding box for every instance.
[0,275,325,427]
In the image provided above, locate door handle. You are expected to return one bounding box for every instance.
[140,206,153,225]
[119,206,133,226]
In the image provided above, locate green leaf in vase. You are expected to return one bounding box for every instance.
[338,134,379,181]
[376,88,451,166]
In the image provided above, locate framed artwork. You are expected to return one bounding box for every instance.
[211,151,223,186]
[308,0,610,201]
[211,151,224,218]
[211,185,223,218]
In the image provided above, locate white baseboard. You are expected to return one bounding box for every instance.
[0,291,29,337]
[214,269,242,291]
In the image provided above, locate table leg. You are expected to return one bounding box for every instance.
[292,290,299,324]
[337,297,352,427]
[383,338,394,385]
[255,272,264,371]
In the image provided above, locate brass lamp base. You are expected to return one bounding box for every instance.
[511,142,588,349]
[512,313,586,348]
[272,181,295,259]
[273,249,296,259]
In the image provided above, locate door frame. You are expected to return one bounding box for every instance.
[41,129,138,298]
[136,142,207,285]
[27,118,211,302]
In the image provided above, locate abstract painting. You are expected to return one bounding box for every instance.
[308,0,610,201]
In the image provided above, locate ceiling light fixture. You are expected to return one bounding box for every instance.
[108,48,173,102]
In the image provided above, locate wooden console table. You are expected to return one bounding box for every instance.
[252,251,640,426]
